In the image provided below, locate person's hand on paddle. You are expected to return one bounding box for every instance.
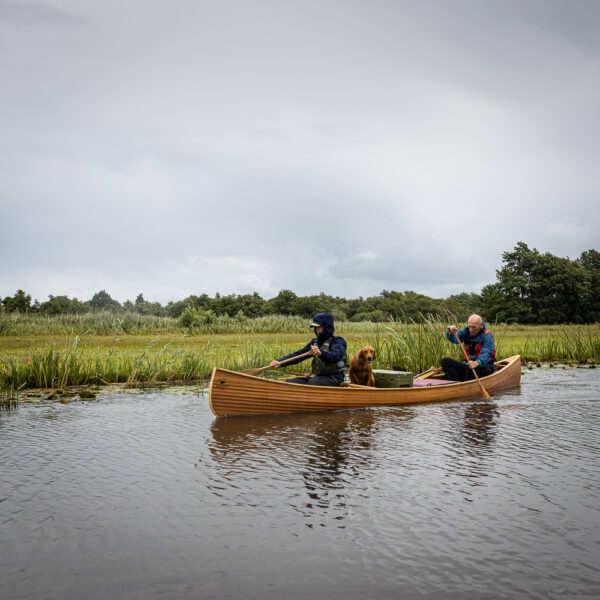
[447,325,458,337]
[310,344,321,356]
[268,359,281,368]
[466,360,479,369]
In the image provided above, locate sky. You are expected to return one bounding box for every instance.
[1,0,599,305]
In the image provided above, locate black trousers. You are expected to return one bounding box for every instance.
[440,357,493,382]
[285,375,341,386]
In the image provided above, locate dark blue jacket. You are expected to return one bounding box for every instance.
[277,312,347,382]
[446,320,496,368]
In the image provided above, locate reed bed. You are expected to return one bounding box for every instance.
[1,318,598,390]
[0,336,303,390]
[0,311,414,337]
[499,326,600,363]
[368,320,600,373]
[0,312,359,336]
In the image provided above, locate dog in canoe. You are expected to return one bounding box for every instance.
[349,345,376,387]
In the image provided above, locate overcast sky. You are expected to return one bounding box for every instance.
[1,0,599,304]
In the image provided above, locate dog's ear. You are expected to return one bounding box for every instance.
[373,349,376,360]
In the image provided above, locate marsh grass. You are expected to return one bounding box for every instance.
[0,317,598,390]
[0,312,379,336]
[0,335,305,390]
[0,311,421,337]
[0,388,19,409]
[369,318,454,374]
[368,320,600,372]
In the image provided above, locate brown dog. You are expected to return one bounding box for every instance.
[349,346,376,386]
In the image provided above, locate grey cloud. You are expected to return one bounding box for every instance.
[1,1,599,303]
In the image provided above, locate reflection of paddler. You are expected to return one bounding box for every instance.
[208,409,400,462]
[460,402,499,450]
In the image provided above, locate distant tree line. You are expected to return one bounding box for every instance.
[2,243,599,324]
[0,288,480,323]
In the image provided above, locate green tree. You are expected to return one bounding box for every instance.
[267,290,298,315]
[578,249,600,322]
[446,292,482,318]
[131,293,165,316]
[89,290,122,311]
[2,289,33,313]
[481,242,593,324]
[39,295,86,315]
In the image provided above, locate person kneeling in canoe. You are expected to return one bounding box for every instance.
[441,314,496,381]
[268,312,348,386]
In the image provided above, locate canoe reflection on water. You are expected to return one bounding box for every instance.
[208,408,416,526]
[206,398,515,524]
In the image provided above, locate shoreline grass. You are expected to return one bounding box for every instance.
[0,316,598,391]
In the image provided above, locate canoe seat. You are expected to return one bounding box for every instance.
[412,378,455,387]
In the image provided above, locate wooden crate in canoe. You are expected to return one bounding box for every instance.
[373,369,413,388]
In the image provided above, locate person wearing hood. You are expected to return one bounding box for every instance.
[268,312,348,386]
[441,314,496,381]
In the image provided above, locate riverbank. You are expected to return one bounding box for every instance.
[1,320,598,391]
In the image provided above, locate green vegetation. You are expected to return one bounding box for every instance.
[1,288,480,324]
[1,242,599,391]
[1,316,598,391]
[481,244,600,324]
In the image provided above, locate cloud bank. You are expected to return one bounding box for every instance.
[1,0,599,303]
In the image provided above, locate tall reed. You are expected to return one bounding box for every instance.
[0,311,408,337]
[366,320,600,373]
[0,336,302,390]
[369,317,459,374]
[0,388,19,409]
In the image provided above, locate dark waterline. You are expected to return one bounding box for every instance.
[1,368,600,599]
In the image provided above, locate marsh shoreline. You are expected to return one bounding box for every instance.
[1,321,598,391]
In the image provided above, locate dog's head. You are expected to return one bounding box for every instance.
[360,346,376,364]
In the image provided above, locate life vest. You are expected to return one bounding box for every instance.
[464,330,496,364]
[310,336,348,376]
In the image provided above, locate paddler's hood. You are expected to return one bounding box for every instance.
[311,312,335,345]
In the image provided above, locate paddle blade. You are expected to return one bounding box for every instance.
[240,366,268,376]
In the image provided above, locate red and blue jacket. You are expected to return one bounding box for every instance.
[446,320,496,369]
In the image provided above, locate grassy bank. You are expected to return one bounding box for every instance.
[0,316,598,390]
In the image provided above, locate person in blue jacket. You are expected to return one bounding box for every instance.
[441,314,496,381]
[268,312,348,386]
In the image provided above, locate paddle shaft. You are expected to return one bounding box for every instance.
[451,329,491,399]
[242,350,314,375]
[275,350,314,368]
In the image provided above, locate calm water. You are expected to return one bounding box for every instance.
[1,367,600,599]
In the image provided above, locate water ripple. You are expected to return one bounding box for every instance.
[1,371,600,599]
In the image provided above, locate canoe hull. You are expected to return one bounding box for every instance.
[209,355,522,417]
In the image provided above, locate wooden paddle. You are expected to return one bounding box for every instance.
[415,366,443,379]
[241,350,314,376]
[452,330,491,399]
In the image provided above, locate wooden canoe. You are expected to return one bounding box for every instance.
[209,354,522,417]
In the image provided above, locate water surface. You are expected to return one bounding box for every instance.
[1,367,599,599]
